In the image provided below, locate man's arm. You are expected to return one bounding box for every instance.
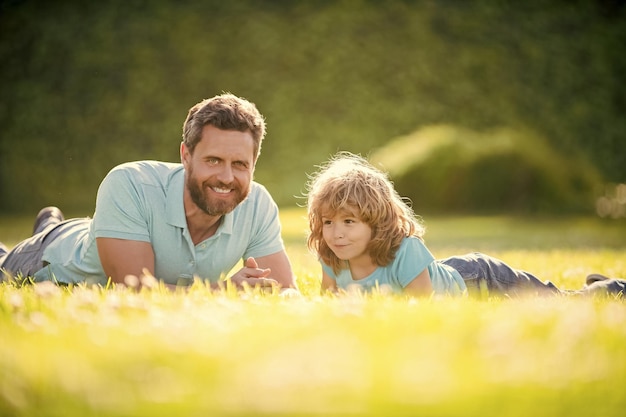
[253,250,295,289]
[225,251,296,290]
[96,237,155,285]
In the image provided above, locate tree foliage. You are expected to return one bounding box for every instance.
[371,125,603,214]
[0,0,624,213]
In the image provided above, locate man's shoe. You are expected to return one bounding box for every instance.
[32,206,65,235]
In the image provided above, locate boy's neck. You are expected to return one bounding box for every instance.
[348,260,378,281]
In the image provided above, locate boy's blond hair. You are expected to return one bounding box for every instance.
[306,152,425,273]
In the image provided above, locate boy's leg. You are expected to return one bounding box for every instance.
[441,252,561,298]
[582,274,626,297]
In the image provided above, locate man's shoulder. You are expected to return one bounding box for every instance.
[232,182,278,221]
[111,160,182,174]
[107,160,183,184]
[242,181,279,210]
[249,180,269,193]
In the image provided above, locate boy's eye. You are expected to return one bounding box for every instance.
[322,220,332,225]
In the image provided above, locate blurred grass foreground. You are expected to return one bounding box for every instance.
[1,210,626,417]
[1,288,625,417]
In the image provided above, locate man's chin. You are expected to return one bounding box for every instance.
[203,197,241,216]
[203,204,235,217]
[196,188,249,216]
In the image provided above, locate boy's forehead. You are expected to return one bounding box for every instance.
[321,205,359,218]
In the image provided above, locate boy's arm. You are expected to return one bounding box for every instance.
[320,270,338,293]
[403,268,434,297]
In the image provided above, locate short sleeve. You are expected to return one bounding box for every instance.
[242,184,285,259]
[392,237,435,288]
[93,164,151,242]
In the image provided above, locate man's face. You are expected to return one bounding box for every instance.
[182,125,255,217]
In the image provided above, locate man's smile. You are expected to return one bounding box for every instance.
[210,186,233,194]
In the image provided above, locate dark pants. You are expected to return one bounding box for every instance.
[440,252,562,299]
[0,208,72,281]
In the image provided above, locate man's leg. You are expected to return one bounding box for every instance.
[33,207,65,235]
[1,207,66,281]
[0,242,8,267]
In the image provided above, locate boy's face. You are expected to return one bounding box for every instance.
[321,209,373,266]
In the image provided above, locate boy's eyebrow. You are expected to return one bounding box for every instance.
[326,209,359,219]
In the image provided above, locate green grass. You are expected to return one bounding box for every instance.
[2,209,626,416]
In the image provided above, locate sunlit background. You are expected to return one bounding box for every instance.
[2,4,626,416]
[1,0,625,217]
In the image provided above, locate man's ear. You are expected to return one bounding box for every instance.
[180,142,190,166]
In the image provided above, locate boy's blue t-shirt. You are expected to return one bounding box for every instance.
[322,236,467,296]
[34,161,285,285]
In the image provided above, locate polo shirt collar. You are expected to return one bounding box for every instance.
[217,211,234,235]
[166,168,187,228]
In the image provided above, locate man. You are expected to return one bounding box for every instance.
[0,93,297,291]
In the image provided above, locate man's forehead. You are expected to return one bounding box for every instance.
[196,126,255,159]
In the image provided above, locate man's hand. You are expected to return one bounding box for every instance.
[223,257,278,289]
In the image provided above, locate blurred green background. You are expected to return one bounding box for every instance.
[1,0,625,215]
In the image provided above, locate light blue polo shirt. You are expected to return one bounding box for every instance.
[34,161,285,286]
[322,236,467,296]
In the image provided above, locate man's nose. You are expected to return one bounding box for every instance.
[216,164,234,184]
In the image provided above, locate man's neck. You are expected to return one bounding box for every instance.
[183,189,223,245]
[186,209,222,245]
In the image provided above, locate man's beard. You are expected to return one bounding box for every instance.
[186,167,250,216]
